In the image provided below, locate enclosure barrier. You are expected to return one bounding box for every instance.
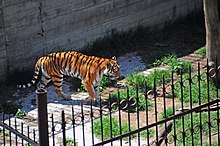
[0,61,220,146]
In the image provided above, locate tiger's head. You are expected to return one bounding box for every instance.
[105,56,120,78]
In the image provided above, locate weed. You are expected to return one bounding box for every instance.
[93,115,154,140]
[174,112,220,146]
[161,108,174,119]
[78,75,116,92]
[152,54,192,74]
[126,69,170,91]
[104,87,152,112]
[175,73,219,104]
[15,109,26,118]
[66,137,74,146]
[195,47,206,58]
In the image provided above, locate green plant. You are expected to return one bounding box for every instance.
[78,76,115,92]
[153,54,176,67]
[173,112,219,146]
[161,108,174,119]
[24,144,34,146]
[195,47,206,58]
[126,69,170,90]
[152,54,192,74]
[0,128,9,137]
[66,137,74,146]
[15,109,26,118]
[175,73,218,104]
[104,86,152,112]
[93,116,154,140]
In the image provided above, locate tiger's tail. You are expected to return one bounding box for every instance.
[17,59,42,89]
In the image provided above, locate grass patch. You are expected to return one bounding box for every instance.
[93,116,154,140]
[152,54,192,74]
[106,87,153,112]
[161,107,174,119]
[174,112,219,146]
[195,47,206,58]
[126,69,171,91]
[175,73,219,104]
[78,75,116,92]
[15,109,26,118]
[66,137,74,146]
[161,108,220,145]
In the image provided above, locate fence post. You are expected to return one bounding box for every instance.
[36,88,49,146]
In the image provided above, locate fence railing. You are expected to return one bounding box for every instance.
[0,61,220,146]
[0,114,38,146]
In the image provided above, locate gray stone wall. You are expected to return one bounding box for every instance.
[0,0,203,81]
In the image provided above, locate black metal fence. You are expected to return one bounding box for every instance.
[1,61,220,146]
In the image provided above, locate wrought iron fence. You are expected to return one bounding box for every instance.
[0,61,220,146]
[0,114,37,146]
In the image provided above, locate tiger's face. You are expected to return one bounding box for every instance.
[106,56,120,78]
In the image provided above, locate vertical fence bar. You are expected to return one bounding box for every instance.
[14,117,17,146]
[162,75,168,145]
[171,71,177,146]
[27,126,30,146]
[198,62,203,146]
[136,85,140,146]
[21,123,24,146]
[33,129,36,143]
[90,101,94,145]
[189,67,194,145]
[9,114,11,146]
[180,70,185,146]
[154,78,159,145]
[207,59,211,145]
[81,103,85,146]
[3,112,5,146]
[72,106,76,146]
[36,88,49,146]
[62,110,66,146]
[99,98,104,144]
[144,83,150,146]
[51,114,55,146]
[215,58,219,145]
[126,86,131,146]
[118,89,123,146]
[109,94,113,146]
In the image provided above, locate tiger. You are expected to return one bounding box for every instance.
[17,51,120,103]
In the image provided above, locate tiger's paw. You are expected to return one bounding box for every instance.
[85,97,93,103]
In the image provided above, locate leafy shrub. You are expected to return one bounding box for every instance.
[93,116,154,140]
[15,109,26,118]
[152,54,192,74]
[195,47,206,58]
[126,69,170,90]
[175,73,218,104]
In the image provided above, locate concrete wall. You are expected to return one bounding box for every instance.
[0,0,203,81]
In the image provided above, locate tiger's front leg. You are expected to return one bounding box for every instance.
[82,80,96,103]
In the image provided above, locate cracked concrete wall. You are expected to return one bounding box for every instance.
[0,0,203,81]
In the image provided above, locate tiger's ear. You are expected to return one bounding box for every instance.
[106,62,111,69]
[112,56,116,60]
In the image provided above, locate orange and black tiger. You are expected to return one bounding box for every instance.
[18,51,120,103]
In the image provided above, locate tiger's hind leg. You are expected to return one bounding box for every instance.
[51,75,71,99]
[37,74,51,89]
[94,84,100,101]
